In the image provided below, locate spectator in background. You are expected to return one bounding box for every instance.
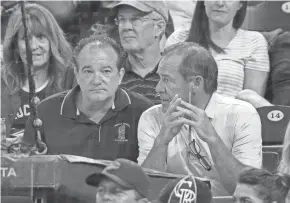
[166,1,269,98]
[111,1,168,104]
[166,1,196,31]
[279,122,290,175]
[264,31,290,106]
[1,3,75,136]
[138,42,262,196]
[1,1,79,44]
[234,168,290,203]
[23,36,153,161]
[86,158,151,203]
[153,175,213,203]
[279,122,290,203]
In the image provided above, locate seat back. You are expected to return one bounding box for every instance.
[262,151,280,172]
[256,105,290,145]
[242,1,290,32]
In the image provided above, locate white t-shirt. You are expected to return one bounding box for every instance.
[138,93,262,196]
[166,0,196,30]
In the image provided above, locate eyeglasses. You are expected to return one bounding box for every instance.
[114,14,157,26]
[188,138,212,171]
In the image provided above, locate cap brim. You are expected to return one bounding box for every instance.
[86,172,132,189]
[111,1,153,13]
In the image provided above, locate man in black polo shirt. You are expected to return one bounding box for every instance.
[112,1,169,104]
[23,36,153,162]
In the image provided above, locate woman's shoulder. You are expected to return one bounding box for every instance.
[238,29,267,44]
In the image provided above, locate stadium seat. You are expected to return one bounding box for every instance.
[262,151,280,172]
[213,196,234,203]
[256,105,290,145]
[243,1,290,32]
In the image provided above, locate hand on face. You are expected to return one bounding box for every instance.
[177,100,218,143]
[159,95,218,145]
[159,94,185,145]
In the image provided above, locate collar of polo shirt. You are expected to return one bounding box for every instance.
[60,85,131,119]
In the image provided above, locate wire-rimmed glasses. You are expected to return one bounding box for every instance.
[188,138,212,171]
[114,13,159,26]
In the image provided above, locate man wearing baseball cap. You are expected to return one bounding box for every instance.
[112,1,169,105]
[153,176,213,203]
[86,158,151,203]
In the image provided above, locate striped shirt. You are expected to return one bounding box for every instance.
[120,58,161,104]
[165,29,270,97]
[138,93,262,196]
[215,29,269,97]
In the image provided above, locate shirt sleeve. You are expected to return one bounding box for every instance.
[137,109,161,165]
[232,106,263,168]
[245,32,270,73]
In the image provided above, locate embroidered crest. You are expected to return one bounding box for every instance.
[118,124,126,140]
[114,123,130,142]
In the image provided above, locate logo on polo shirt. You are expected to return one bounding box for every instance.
[114,123,130,142]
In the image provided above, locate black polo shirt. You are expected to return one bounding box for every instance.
[120,58,161,104]
[23,85,153,162]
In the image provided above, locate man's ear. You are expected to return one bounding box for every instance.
[74,65,80,85]
[118,67,125,85]
[189,75,203,92]
[155,20,166,39]
[73,66,78,74]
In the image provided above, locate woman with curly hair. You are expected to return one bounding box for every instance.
[1,3,75,136]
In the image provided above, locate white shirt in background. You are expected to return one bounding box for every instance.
[166,0,196,30]
[138,93,262,196]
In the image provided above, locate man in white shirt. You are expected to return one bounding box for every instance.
[137,42,262,196]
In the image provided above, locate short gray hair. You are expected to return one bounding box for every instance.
[73,35,126,71]
[162,42,218,94]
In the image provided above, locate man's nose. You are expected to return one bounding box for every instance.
[120,18,134,30]
[92,71,103,84]
[155,80,164,93]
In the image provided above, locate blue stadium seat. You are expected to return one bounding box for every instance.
[262,151,280,172]
[256,105,290,145]
[243,1,290,32]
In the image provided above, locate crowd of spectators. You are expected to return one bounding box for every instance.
[1,0,290,202]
